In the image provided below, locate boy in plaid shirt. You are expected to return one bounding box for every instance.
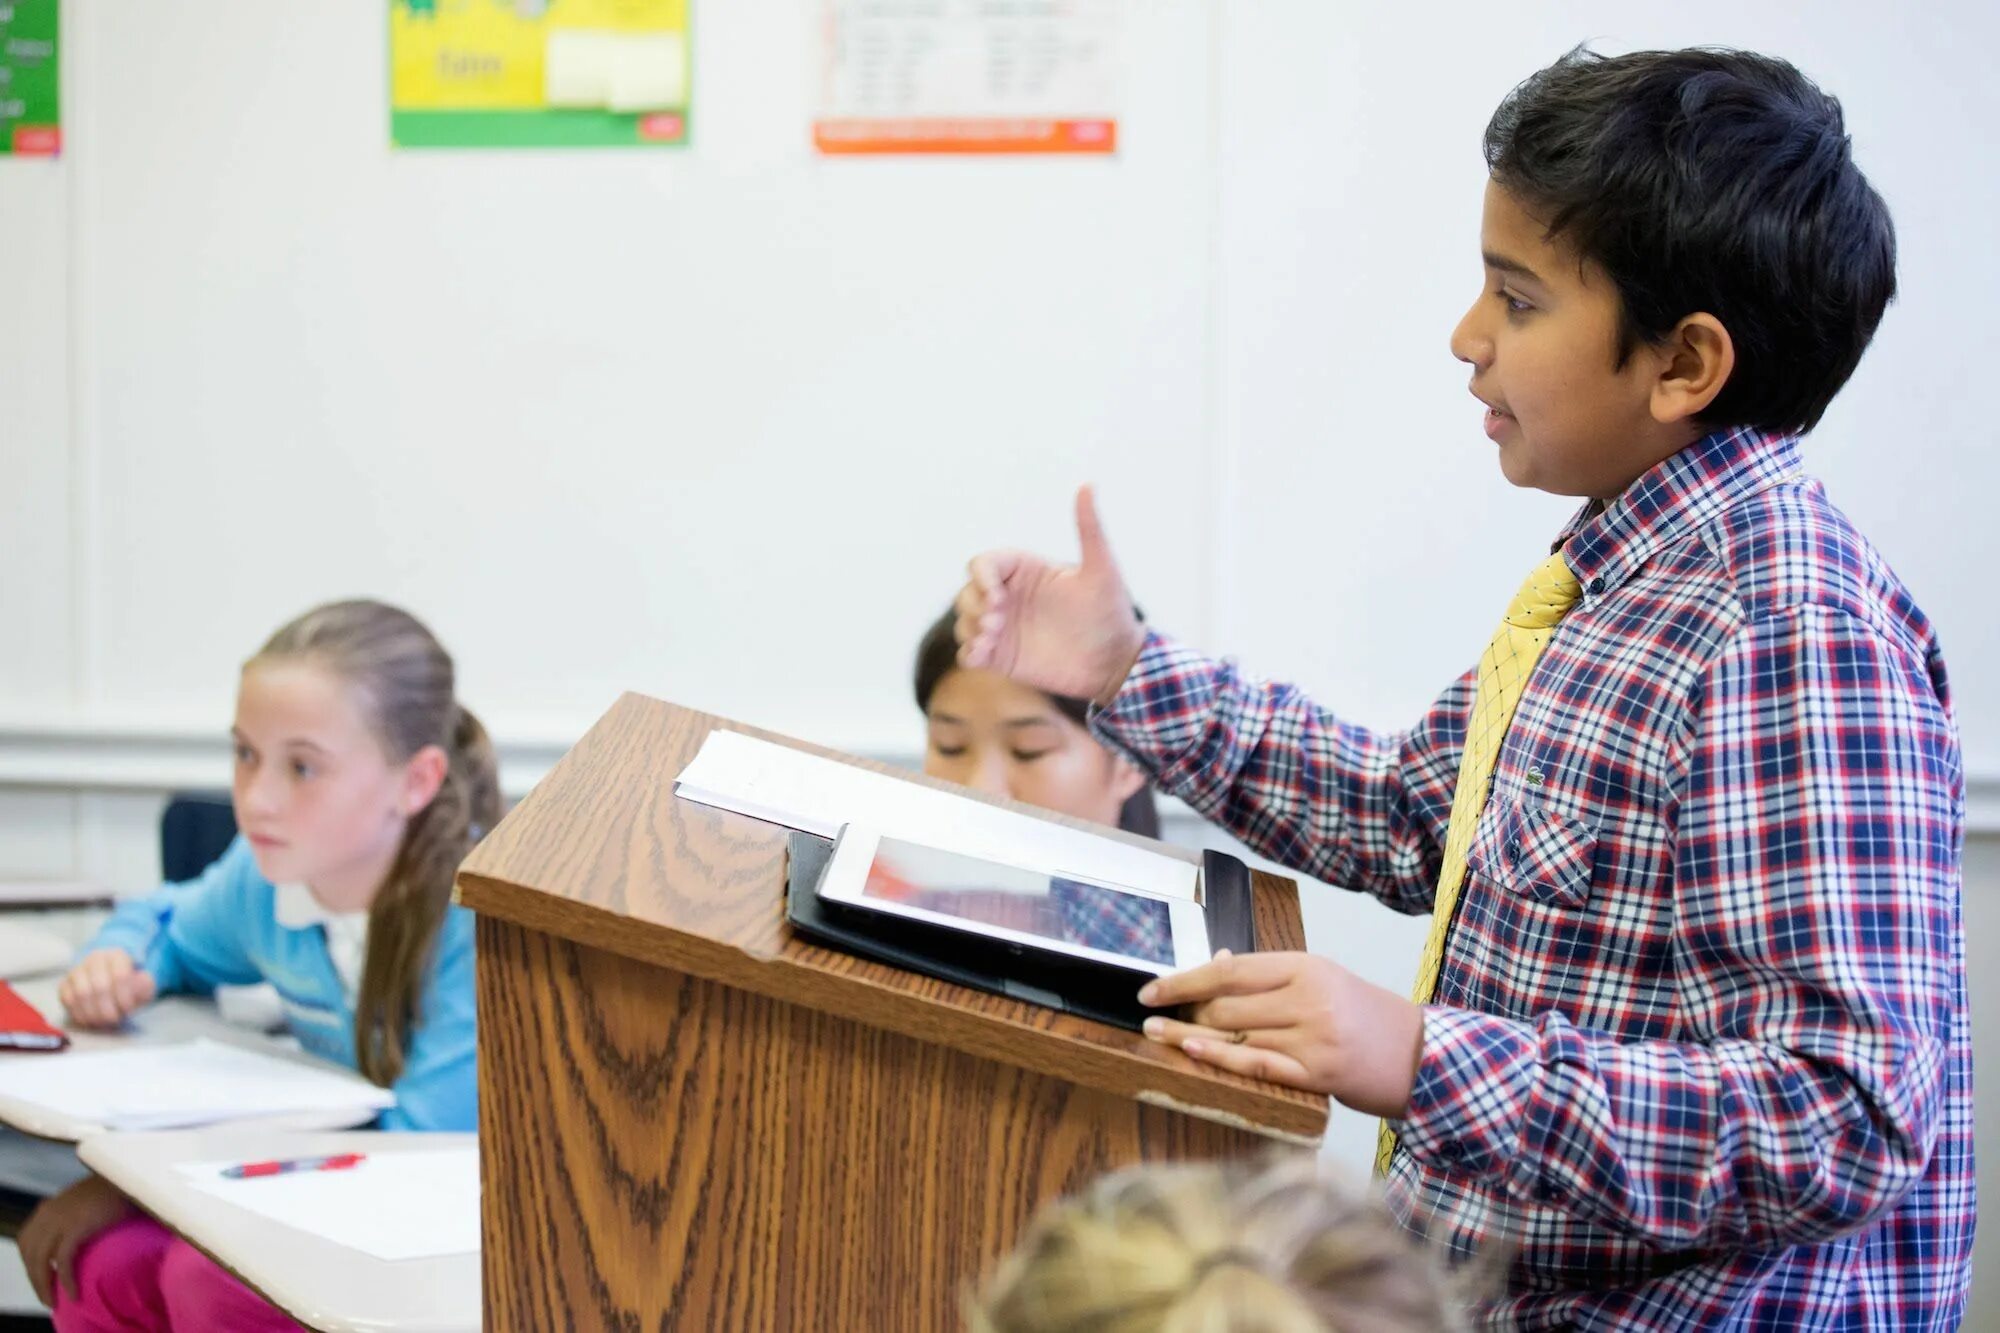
[955,48,1971,1329]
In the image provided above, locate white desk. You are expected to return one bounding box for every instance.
[0,921,73,981]
[0,976,378,1143]
[81,1128,481,1333]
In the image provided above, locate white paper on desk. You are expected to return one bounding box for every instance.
[176,1146,480,1262]
[0,1039,395,1131]
[674,731,1199,900]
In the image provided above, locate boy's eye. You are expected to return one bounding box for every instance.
[290,760,315,779]
[233,744,255,765]
[931,744,967,758]
[1011,750,1054,763]
[1498,290,1534,316]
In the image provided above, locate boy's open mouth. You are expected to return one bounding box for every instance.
[1472,386,1514,438]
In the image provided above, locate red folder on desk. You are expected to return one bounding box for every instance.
[0,981,68,1051]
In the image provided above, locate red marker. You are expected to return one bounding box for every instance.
[221,1152,366,1180]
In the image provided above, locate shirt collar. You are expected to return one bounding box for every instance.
[1558,426,1803,602]
[273,883,366,930]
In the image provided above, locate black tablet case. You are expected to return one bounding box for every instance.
[783,830,1256,1032]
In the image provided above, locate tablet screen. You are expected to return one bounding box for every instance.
[860,835,1175,966]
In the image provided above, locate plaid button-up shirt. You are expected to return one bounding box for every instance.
[1094,427,1972,1329]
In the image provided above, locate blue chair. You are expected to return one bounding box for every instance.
[160,791,238,883]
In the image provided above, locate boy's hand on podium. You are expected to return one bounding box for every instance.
[956,485,1147,707]
[1136,951,1426,1119]
[58,948,157,1029]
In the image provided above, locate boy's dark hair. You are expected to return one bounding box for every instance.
[1484,47,1896,435]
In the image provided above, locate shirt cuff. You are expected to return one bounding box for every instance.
[85,909,164,973]
[1394,1005,1542,1176]
[1397,1005,1604,1208]
[1087,629,1221,780]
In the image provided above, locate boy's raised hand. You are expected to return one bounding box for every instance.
[58,948,157,1030]
[1137,951,1426,1119]
[955,486,1147,706]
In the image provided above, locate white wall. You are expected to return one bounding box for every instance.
[3,0,1222,751]
[1213,2,2000,762]
[4,0,1994,772]
[1,0,1996,1318]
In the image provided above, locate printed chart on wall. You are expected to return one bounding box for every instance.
[0,0,59,157]
[390,0,689,149]
[814,0,1120,156]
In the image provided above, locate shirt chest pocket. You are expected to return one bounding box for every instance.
[1467,797,1599,909]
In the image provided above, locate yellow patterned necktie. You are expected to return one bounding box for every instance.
[1374,549,1583,1177]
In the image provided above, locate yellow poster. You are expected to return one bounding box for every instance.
[391,0,690,148]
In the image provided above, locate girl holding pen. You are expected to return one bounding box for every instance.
[18,600,494,1331]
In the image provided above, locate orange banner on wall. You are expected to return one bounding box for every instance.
[814,117,1115,155]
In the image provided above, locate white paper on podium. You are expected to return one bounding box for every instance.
[673,730,1198,901]
[176,1145,480,1262]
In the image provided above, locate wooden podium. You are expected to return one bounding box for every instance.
[454,694,1327,1330]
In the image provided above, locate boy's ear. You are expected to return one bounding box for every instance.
[1650,312,1735,425]
[399,743,449,817]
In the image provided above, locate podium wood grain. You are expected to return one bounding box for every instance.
[459,694,1327,1330]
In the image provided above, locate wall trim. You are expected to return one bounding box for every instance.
[0,718,1995,835]
[0,716,580,804]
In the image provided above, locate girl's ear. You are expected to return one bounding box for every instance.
[399,744,449,818]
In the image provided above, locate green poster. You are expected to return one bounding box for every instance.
[0,0,58,157]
